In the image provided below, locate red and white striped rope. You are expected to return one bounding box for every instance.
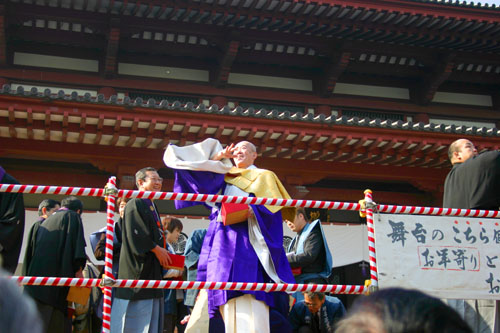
[0,184,105,197]
[364,190,378,287]
[3,183,500,217]
[117,189,362,211]
[8,276,367,295]
[12,276,101,287]
[101,177,117,333]
[376,204,500,218]
[0,183,360,211]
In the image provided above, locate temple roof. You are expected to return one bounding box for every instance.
[3,0,499,104]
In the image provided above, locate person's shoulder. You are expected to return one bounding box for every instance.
[472,151,500,167]
[43,209,79,225]
[325,295,343,305]
[325,296,346,312]
[478,150,500,160]
[125,198,144,209]
[1,171,20,185]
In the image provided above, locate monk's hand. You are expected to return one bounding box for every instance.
[152,245,172,267]
[213,143,236,160]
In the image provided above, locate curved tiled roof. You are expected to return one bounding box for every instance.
[408,0,500,9]
[2,84,499,137]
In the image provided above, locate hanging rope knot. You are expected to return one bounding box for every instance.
[104,182,118,201]
[364,279,378,295]
[101,276,116,287]
[359,199,367,217]
[359,197,377,217]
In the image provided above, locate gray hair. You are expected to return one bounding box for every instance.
[135,167,157,188]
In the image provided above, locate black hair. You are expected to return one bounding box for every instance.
[296,207,310,222]
[163,217,183,233]
[61,196,83,213]
[304,291,325,301]
[37,199,60,216]
[335,287,472,333]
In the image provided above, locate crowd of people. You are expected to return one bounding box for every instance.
[0,137,498,333]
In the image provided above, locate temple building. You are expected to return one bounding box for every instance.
[1,0,499,223]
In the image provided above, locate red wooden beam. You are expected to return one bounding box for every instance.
[0,5,5,66]
[417,53,456,105]
[104,19,121,78]
[212,36,240,87]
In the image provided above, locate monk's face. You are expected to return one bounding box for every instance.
[233,141,257,169]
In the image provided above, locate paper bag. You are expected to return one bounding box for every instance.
[66,286,91,305]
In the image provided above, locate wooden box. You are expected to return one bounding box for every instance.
[221,203,249,226]
[165,253,186,270]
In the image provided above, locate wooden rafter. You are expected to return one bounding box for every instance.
[416,53,456,105]
[318,48,352,97]
[212,33,240,87]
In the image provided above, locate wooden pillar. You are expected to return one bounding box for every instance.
[116,165,137,190]
[98,87,117,99]
[316,105,332,116]
[414,113,430,124]
[0,77,8,88]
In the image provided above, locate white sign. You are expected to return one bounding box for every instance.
[374,214,500,300]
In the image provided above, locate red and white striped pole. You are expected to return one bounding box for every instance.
[101,177,117,333]
[364,189,378,288]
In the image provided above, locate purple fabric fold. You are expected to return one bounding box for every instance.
[172,168,294,319]
[173,170,225,209]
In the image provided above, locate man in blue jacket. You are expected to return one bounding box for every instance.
[286,208,333,301]
[288,291,345,333]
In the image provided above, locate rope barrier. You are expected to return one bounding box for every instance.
[9,179,497,331]
[0,184,360,210]
[0,184,105,196]
[10,276,367,294]
[376,204,500,218]
[3,183,500,218]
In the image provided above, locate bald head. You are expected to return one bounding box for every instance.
[448,139,478,165]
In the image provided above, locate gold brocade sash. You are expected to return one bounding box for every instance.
[224,167,296,221]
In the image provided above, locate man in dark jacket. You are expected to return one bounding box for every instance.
[23,196,86,333]
[0,166,25,274]
[288,292,345,333]
[443,138,500,332]
[286,208,333,301]
[109,167,171,333]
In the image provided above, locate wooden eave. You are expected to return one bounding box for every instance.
[1,92,500,170]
